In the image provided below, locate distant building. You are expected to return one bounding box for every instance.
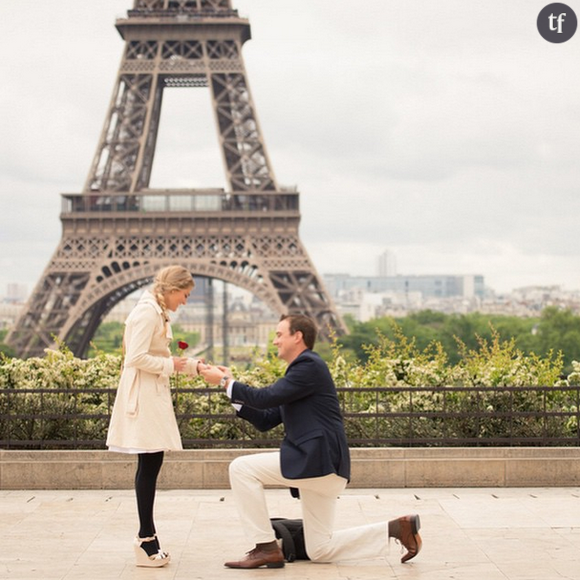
[0,302,23,330]
[322,273,486,321]
[5,283,28,304]
[323,273,485,300]
[377,249,397,277]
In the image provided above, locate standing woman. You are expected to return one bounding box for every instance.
[107,265,202,567]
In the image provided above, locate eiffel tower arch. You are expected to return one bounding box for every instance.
[7,0,346,359]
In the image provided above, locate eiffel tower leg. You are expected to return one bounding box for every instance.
[252,238,346,340]
[5,260,91,357]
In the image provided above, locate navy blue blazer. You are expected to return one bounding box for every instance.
[231,349,351,482]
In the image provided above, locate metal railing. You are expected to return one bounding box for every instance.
[1,385,579,449]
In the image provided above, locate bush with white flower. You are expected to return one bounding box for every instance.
[0,326,577,447]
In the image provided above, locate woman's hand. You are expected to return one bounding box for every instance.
[196,359,209,374]
[172,356,188,373]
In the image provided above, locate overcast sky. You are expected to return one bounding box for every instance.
[1,0,579,297]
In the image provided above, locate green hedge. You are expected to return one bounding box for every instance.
[1,329,579,447]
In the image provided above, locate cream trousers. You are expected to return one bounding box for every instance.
[228,451,388,562]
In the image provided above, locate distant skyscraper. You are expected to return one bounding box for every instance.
[377,249,397,277]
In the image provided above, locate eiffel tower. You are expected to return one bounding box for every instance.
[7,0,346,359]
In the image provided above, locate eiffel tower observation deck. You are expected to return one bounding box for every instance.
[7,0,346,359]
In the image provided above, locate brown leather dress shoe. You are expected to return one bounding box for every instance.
[388,514,422,563]
[224,542,285,569]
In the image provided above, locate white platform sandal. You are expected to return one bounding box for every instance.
[134,535,171,567]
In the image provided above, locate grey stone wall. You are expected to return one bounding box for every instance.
[2,448,580,489]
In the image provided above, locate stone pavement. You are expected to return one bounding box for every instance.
[1,486,579,580]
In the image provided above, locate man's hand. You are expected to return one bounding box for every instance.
[200,364,232,386]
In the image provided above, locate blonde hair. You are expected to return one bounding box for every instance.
[152,265,195,321]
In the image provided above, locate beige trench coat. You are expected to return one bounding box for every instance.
[106,290,198,453]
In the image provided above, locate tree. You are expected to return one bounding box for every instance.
[534,307,580,374]
[336,308,580,372]
[0,328,15,357]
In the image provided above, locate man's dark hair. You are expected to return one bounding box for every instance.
[280,314,318,350]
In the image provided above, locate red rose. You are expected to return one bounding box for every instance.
[177,341,189,350]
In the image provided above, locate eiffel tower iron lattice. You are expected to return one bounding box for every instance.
[7,0,346,359]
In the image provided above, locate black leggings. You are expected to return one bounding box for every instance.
[135,451,164,538]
